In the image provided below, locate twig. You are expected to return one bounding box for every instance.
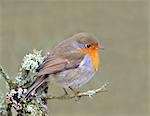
[47,82,109,100]
[0,65,15,89]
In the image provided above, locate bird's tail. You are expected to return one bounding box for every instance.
[25,75,48,99]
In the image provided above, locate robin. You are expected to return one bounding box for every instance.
[25,32,102,98]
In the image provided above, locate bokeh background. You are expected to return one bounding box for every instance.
[0,0,149,116]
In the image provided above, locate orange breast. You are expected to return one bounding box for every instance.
[77,48,99,71]
[87,49,99,71]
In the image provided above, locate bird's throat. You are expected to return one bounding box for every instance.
[77,48,99,71]
[88,49,99,71]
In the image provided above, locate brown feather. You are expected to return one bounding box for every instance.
[37,54,84,76]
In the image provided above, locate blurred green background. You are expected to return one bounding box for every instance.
[0,0,149,116]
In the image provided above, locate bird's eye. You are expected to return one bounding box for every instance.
[86,44,91,48]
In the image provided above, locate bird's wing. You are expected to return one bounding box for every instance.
[37,54,84,76]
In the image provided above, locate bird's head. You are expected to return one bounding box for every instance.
[72,32,101,71]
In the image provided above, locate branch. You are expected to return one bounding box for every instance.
[0,65,16,89]
[47,82,109,100]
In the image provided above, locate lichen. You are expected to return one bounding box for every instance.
[0,49,49,115]
[21,49,44,72]
[15,49,45,87]
[15,72,27,86]
[0,95,7,115]
[26,103,43,116]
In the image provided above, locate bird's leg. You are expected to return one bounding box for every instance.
[63,88,68,96]
[69,87,79,95]
[69,86,81,101]
[57,88,69,99]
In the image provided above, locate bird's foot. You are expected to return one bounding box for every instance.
[73,91,81,102]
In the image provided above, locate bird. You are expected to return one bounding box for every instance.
[25,32,101,98]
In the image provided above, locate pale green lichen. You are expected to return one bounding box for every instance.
[15,72,27,86]
[15,49,45,86]
[0,95,7,115]
[0,49,49,115]
[15,71,37,87]
[21,49,44,72]
[26,102,43,116]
